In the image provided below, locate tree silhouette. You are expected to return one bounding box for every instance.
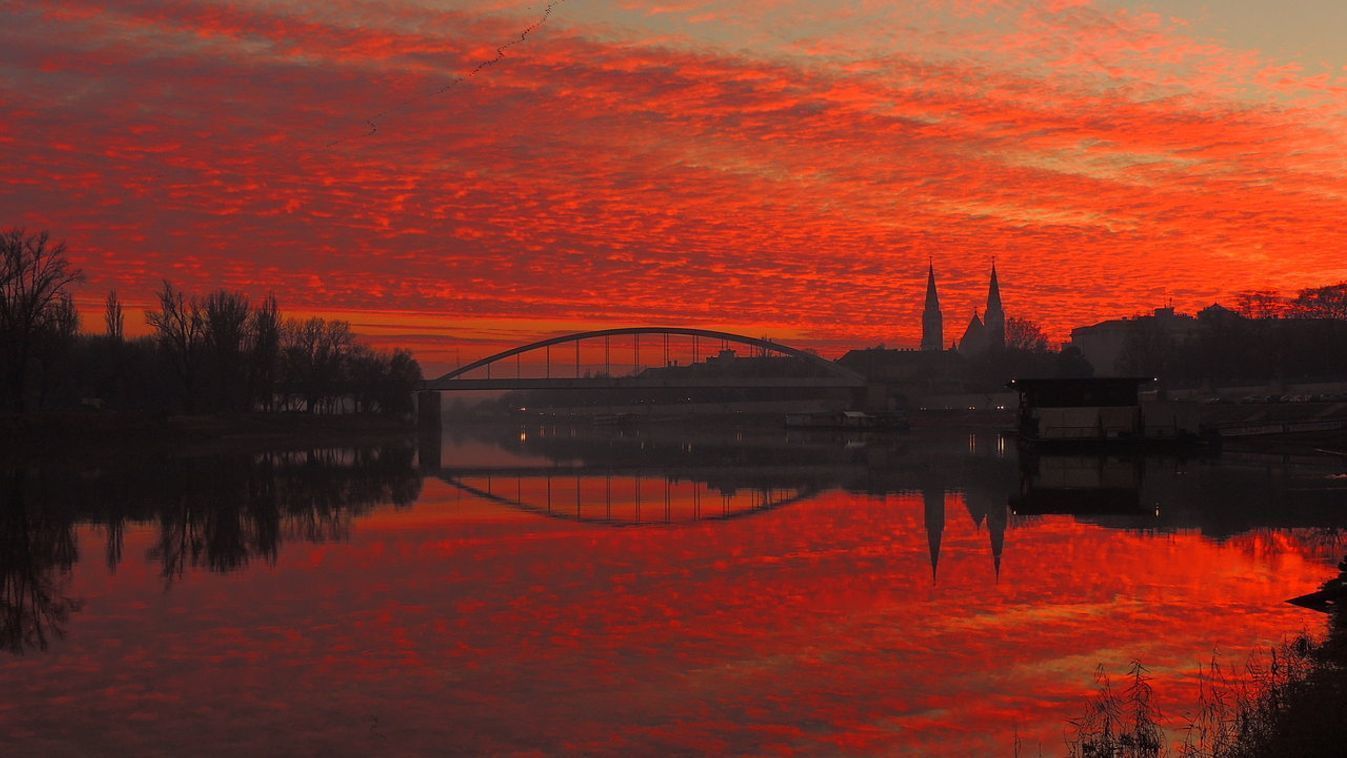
[1235,289,1286,319]
[281,317,354,412]
[104,290,124,341]
[145,280,206,411]
[0,228,83,410]
[249,294,282,411]
[1005,317,1050,353]
[202,290,251,412]
[1290,282,1347,320]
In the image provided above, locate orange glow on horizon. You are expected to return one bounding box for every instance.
[9,0,1347,373]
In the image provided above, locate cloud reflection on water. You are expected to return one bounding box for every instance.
[0,426,1342,753]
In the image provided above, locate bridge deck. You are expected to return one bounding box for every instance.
[420,376,866,391]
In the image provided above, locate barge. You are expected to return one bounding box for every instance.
[1008,377,1209,448]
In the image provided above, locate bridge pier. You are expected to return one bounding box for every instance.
[416,390,441,432]
[416,390,442,473]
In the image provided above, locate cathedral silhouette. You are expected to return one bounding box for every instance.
[921,262,1005,355]
[837,261,1015,406]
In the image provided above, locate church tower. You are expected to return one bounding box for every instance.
[921,263,943,351]
[984,262,1005,348]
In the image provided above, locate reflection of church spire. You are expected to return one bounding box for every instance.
[987,498,1007,580]
[964,489,987,529]
[962,488,1007,579]
[923,487,945,581]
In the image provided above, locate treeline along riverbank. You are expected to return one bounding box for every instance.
[2,227,421,418]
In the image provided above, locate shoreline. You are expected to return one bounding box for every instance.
[0,411,418,459]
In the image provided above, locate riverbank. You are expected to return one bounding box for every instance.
[1066,567,1347,757]
[0,411,417,459]
[1233,619,1347,756]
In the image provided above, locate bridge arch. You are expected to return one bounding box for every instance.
[424,326,864,388]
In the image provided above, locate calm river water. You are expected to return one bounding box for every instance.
[2,424,1346,754]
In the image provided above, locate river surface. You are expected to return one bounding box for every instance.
[2,424,1346,755]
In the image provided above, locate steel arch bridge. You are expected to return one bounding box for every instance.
[421,327,865,391]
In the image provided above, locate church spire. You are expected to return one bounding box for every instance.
[921,261,943,351]
[984,260,1005,348]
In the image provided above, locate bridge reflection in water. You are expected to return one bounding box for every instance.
[5,426,1345,662]
[419,422,1347,582]
[440,470,813,526]
[418,425,1025,582]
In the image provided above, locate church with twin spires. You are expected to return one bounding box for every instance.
[921,262,1005,355]
[836,261,1010,401]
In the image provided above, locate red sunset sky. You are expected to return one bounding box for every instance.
[4,0,1347,372]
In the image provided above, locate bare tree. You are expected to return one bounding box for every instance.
[346,346,421,415]
[249,294,281,411]
[1289,282,1347,320]
[104,290,124,341]
[48,294,78,338]
[1005,317,1050,353]
[202,290,251,412]
[1234,290,1285,319]
[34,294,79,409]
[281,317,353,412]
[145,280,205,411]
[0,228,84,411]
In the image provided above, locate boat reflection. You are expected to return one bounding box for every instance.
[1008,446,1347,540]
[1012,452,1145,515]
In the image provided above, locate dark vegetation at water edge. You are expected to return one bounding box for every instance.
[0,412,420,459]
[0,227,420,417]
[1064,569,1347,756]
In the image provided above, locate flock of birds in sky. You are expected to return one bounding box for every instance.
[324,0,569,150]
